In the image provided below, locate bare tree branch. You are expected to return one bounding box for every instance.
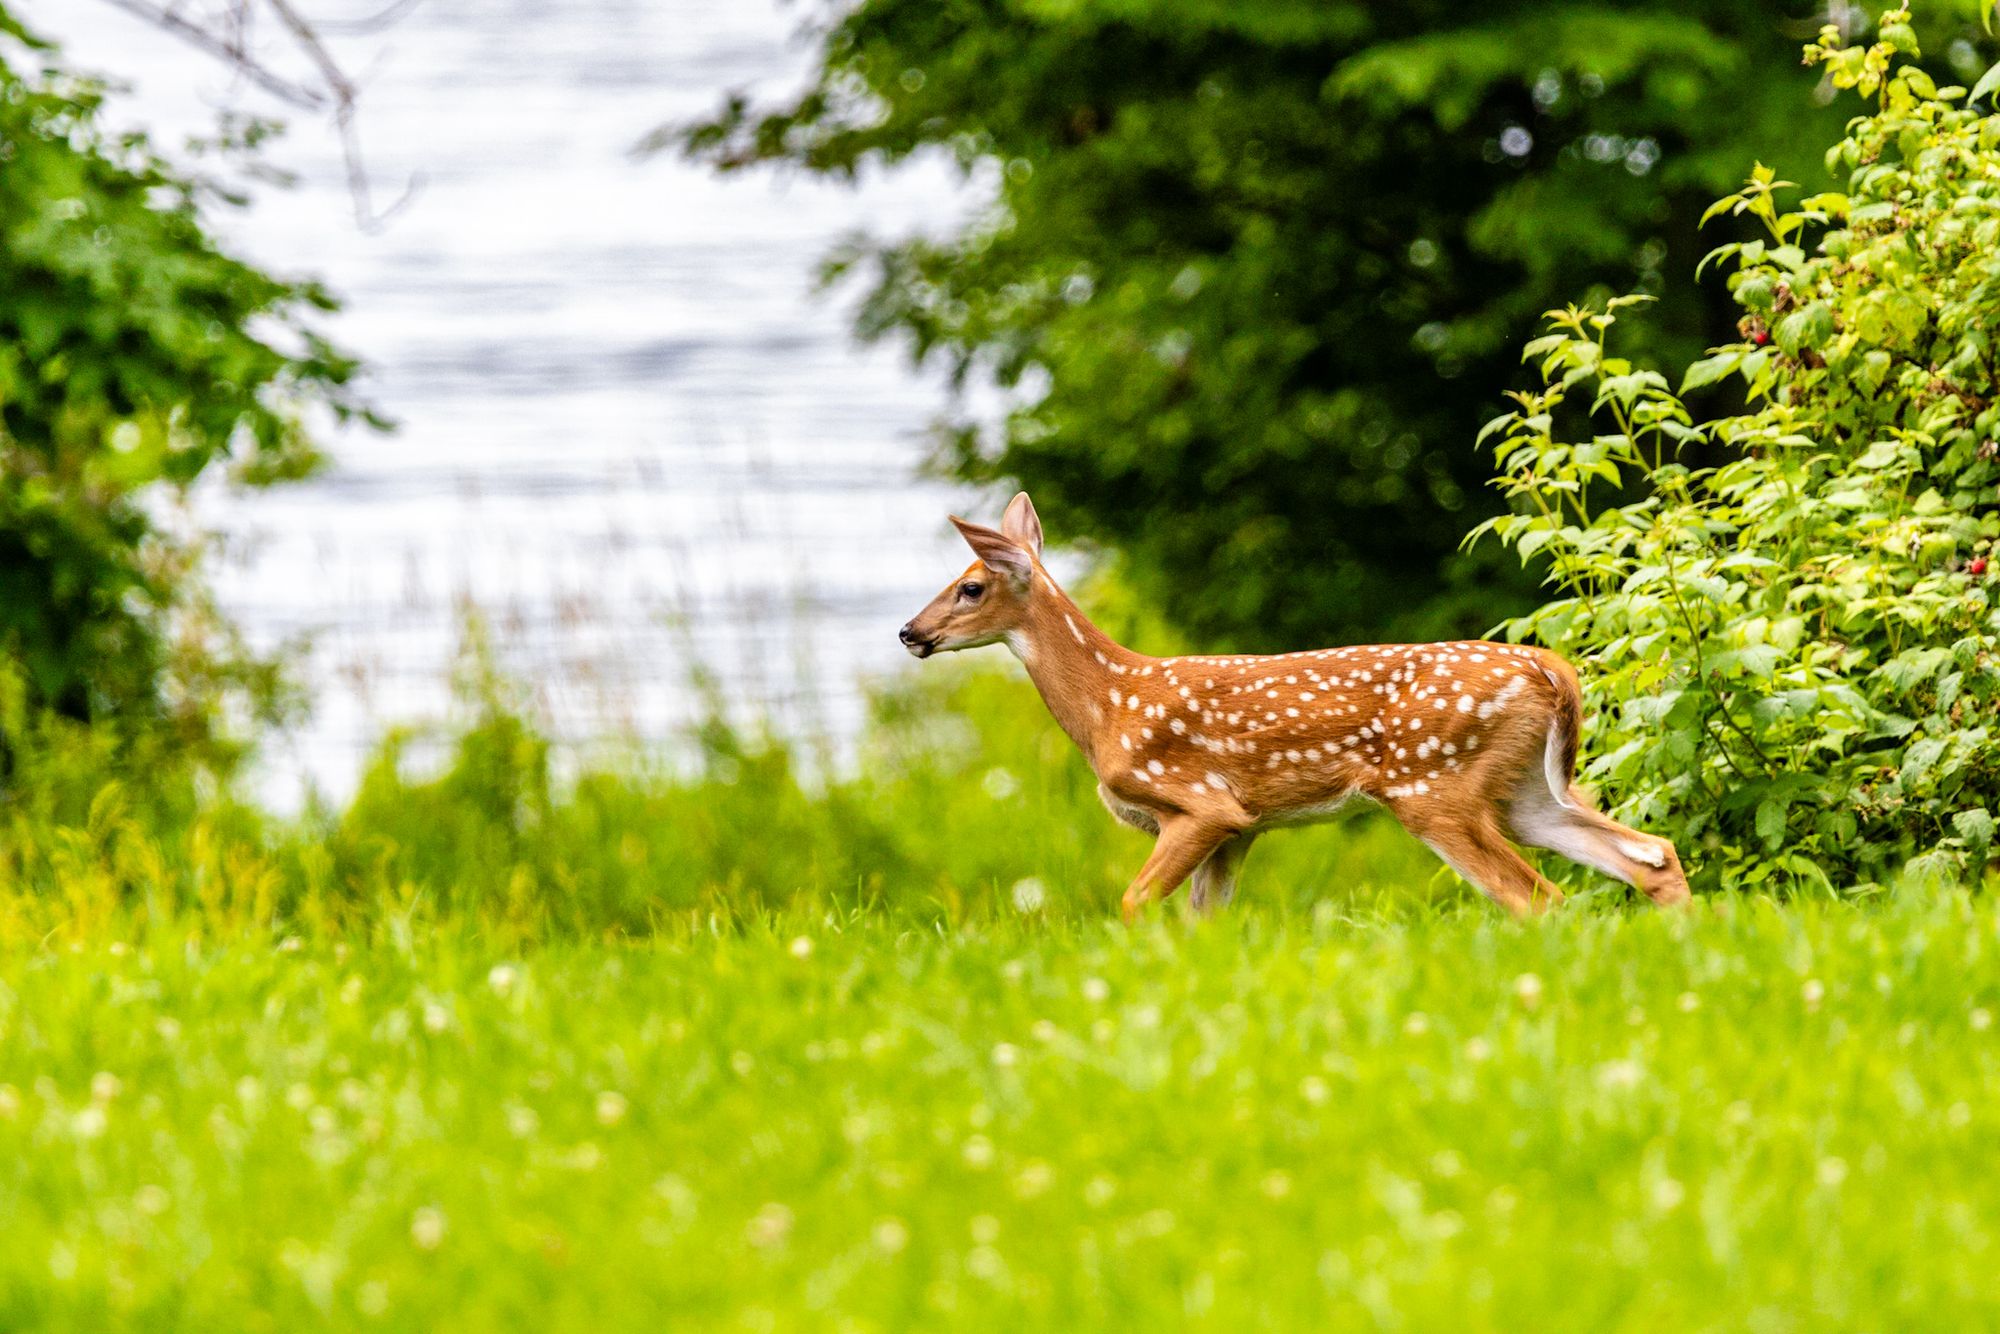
[94,0,421,231]
[259,0,416,229]
[97,0,326,108]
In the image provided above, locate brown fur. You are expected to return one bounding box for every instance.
[901,494,1690,921]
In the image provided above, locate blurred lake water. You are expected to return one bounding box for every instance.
[26,0,984,804]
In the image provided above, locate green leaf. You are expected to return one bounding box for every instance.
[1681,352,1743,393]
[1901,738,1947,788]
[1755,797,1790,846]
[1953,807,1995,853]
[1971,60,2000,107]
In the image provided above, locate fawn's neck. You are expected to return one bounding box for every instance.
[1005,573,1147,766]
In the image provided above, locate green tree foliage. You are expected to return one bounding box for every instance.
[683,0,1993,648]
[0,9,368,753]
[1480,9,2000,891]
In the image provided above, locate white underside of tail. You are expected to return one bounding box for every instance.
[1541,722,1580,811]
[1536,666,1583,813]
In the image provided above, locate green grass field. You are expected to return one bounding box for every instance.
[3,667,1998,1329]
[6,891,2000,1329]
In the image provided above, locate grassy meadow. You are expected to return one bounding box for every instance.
[2,664,1997,1329]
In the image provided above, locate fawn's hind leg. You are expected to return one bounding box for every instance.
[1505,779,1690,905]
[1188,832,1257,914]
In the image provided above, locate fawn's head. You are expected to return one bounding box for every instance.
[900,492,1045,658]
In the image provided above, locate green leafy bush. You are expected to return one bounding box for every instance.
[0,11,370,754]
[1479,8,2000,892]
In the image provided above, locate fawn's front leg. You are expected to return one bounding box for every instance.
[1121,815,1240,924]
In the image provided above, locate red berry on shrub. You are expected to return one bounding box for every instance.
[1752,330,1770,346]
[1971,558,1988,575]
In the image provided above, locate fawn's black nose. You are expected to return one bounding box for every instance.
[898,622,919,646]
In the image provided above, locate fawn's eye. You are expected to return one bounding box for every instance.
[959,581,985,601]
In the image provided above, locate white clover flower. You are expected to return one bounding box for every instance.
[966,1246,1005,1280]
[1081,977,1110,1004]
[991,1043,1019,1068]
[1514,973,1544,1010]
[1801,979,1824,1010]
[596,1091,628,1127]
[1597,1060,1642,1091]
[788,935,814,959]
[410,1207,447,1250]
[745,1203,793,1249]
[872,1217,909,1254]
[1009,878,1047,913]
[982,767,1019,800]
[487,963,519,995]
[1014,1161,1054,1198]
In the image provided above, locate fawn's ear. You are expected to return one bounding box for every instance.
[1000,491,1043,557]
[950,516,1034,587]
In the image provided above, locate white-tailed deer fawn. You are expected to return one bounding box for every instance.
[900,493,1690,921]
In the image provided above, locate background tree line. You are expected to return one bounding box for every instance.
[683,0,1997,649]
[6,0,1998,772]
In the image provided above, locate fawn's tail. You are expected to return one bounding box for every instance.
[1534,654,1584,812]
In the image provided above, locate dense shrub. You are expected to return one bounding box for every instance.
[1480,7,2000,891]
[0,10,369,755]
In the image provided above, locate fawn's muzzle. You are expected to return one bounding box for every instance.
[898,622,935,658]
